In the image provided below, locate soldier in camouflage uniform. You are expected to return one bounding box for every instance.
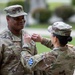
[0,5,46,75]
[21,22,75,75]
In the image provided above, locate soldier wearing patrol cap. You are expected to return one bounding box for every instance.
[21,21,75,75]
[4,5,27,17]
[0,5,46,75]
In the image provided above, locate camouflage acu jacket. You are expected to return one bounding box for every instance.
[0,29,45,75]
[21,38,75,75]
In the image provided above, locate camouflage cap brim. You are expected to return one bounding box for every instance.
[48,26,54,33]
[7,11,27,17]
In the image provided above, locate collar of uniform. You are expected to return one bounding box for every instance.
[7,29,21,41]
[53,45,68,51]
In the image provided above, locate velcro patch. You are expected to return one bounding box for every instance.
[28,58,34,66]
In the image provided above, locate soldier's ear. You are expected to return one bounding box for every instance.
[55,36,57,42]
[6,16,11,21]
[52,36,56,43]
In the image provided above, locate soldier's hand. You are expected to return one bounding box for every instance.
[31,34,43,42]
[23,34,31,43]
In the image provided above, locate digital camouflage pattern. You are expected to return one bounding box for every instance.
[1,4,48,75]
[0,29,45,75]
[21,38,75,75]
[41,39,75,75]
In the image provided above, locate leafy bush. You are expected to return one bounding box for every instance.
[72,0,75,6]
[54,5,75,21]
[32,8,52,23]
[6,0,30,13]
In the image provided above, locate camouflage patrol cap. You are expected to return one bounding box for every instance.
[48,22,72,36]
[4,5,27,17]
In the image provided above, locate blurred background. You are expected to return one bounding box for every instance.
[1,0,75,25]
[0,0,75,52]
